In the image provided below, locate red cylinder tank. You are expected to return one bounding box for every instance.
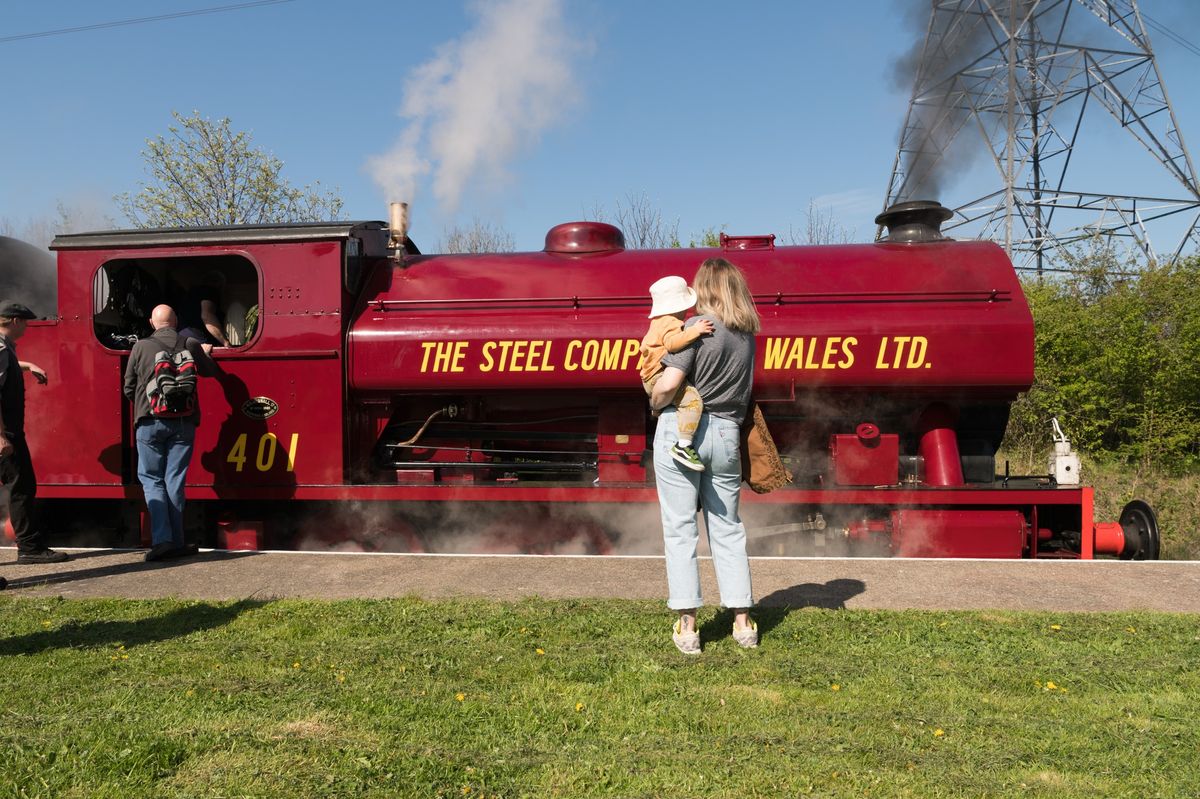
[346,232,1033,403]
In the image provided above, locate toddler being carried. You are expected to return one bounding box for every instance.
[639,275,713,471]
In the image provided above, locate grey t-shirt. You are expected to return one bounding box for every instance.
[661,314,755,425]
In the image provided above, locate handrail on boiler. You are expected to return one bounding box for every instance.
[370,289,1013,312]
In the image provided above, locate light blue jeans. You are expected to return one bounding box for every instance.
[135,417,196,546]
[654,409,753,610]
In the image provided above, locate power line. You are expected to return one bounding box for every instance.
[0,0,294,45]
[1140,10,1200,59]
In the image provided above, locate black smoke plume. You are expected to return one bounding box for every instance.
[0,236,57,318]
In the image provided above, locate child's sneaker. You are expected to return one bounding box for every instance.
[670,443,705,471]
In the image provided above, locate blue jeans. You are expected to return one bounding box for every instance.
[654,409,753,610]
[135,417,196,546]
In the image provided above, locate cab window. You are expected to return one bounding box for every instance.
[93,254,259,349]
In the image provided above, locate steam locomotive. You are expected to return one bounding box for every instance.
[14,200,1159,558]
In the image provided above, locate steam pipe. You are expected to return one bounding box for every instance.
[389,202,409,261]
[393,405,457,448]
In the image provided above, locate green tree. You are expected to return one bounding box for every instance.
[117,111,343,228]
[686,225,724,248]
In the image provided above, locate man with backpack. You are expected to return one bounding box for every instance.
[123,304,216,562]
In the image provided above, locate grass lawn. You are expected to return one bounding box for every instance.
[1,597,1197,798]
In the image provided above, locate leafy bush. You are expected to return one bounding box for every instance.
[1006,253,1200,473]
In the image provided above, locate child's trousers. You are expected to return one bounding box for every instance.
[643,371,703,440]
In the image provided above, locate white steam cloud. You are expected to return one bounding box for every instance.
[368,0,582,212]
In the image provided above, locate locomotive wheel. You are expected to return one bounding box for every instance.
[1118,499,1161,560]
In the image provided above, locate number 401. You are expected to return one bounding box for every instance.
[226,433,299,472]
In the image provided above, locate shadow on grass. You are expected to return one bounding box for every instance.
[757,578,866,610]
[0,598,266,657]
[698,579,867,645]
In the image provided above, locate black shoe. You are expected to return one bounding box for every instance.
[16,548,70,564]
[144,542,177,562]
[168,543,200,559]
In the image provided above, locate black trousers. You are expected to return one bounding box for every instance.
[3,434,43,553]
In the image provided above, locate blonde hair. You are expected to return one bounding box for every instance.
[693,258,760,333]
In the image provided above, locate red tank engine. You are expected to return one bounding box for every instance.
[15,201,1158,558]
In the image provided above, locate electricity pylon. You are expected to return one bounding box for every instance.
[883,0,1200,272]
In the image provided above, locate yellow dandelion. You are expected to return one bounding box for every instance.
[41,620,52,627]
[121,654,129,660]
[292,662,301,669]
[575,702,584,712]
[1050,624,1062,631]
[1126,627,1137,634]
[934,729,945,737]
[831,684,841,692]
[456,693,466,702]
[336,673,346,684]
[1045,681,1057,690]
[536,648,545,655]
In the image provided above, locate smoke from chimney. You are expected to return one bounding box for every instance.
[892,0,1038,199]
[0,237,57,318]
[368,0,585,213]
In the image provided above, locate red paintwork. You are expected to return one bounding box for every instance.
[347,240,1033,396]
[830,429,899,486]
[1093,521,1126,556]
[25,241,345,494]
[917,403,965,486]
[32,483,1089,506]
[14,220,1133,559]
[891,510,1027,558]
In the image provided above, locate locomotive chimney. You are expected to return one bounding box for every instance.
[875,200,953,243]
[388,201,410,260]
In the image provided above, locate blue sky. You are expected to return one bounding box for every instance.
[2,0,1199,252]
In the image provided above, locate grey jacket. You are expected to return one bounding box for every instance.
[122,328,217,424]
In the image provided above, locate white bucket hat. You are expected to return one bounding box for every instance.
[647,275,697,318]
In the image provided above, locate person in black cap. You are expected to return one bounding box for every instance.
[0,301,69,564]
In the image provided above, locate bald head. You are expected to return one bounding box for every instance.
[150,305,177,331]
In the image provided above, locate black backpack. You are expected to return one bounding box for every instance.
[145,342,198,417]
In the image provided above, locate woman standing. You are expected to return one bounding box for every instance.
[649,258,760,653]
